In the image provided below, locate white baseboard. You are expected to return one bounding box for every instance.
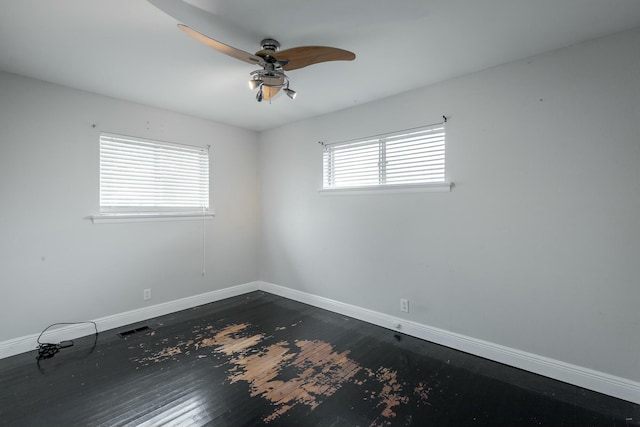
[2,280,638,405]
[0,281,260,360]
[257,281,640,405]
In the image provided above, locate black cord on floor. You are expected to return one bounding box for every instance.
[36,321,98,360]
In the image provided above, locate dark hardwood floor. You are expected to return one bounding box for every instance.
[1,291,638,426]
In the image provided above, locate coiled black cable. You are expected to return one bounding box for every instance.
[36,321,98,360]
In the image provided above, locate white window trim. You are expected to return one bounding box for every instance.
[318,182,451,196]
[89,211,215,224]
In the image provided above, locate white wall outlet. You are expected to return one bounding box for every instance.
[400,298,409,313]
[143,288,151,301]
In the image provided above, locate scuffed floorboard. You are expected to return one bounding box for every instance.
[0,291,638,426]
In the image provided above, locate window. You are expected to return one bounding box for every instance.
[322,122,447,190]
[99,133,209,216]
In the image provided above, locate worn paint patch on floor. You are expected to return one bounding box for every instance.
[228,338,362,422]
[132,322,425,425]
[364,367,410,425]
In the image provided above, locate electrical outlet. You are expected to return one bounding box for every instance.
[400,299,409,313]
[143,288,151,301]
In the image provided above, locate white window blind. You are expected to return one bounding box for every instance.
[322,122,446,189]
[99,133,209,212]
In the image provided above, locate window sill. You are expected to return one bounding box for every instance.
[318,182,452,196]
[89,211,215,224]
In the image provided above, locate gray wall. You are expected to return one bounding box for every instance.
[0,72,261,341]
[258,28,640,382]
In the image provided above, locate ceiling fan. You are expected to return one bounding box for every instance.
[147,1,355,102]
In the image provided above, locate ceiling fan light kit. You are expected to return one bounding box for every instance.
[247,52,294,103]
[248,78,262,90]
[284,87,297,100]
[168,18,355,103]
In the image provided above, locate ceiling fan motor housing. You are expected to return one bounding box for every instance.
[260,39,280,52]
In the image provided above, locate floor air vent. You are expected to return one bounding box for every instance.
[118,326,151,338]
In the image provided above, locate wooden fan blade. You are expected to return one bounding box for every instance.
[274,46,355,71]
[178,24,264,66]
[263,86,281,101]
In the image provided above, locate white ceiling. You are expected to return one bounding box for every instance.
[1,1,640,132]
